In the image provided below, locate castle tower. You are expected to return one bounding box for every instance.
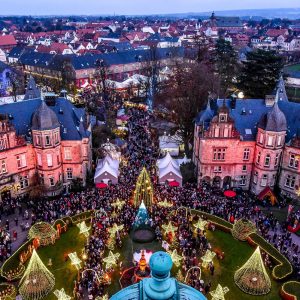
[251,93,287,195]
[31,100,63,196]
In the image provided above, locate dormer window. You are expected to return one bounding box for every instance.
[219,113,227,122]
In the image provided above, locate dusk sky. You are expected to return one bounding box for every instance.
[1,0,300,15]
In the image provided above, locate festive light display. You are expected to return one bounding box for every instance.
[234,247,271,295]
[111,198,126,210]
[77,221,91,238]
[108,223,124,237]
[19,249,55,300]
[167,249,183,267]
[162,222,178,236]
[107,237,116,250]
[103,251,120,270]
[232,219,256,241]
[28,222,57,246]
[53,288,71,300]
[210,284,229,300]
[68,252,82,270]
[193,219,208,232]
[133,201,150,228]
[133,167,153,207]
[185,266,201,284]
[157,199,173,208]
[176,270,185,282]
[201,250,216,268]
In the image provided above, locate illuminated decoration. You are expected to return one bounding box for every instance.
[133,201,150,228]
[162,222,178,236]
[95,294,109,300]
[103,251,120,270]
[19,249,55,300]
[201,250,216,268]
[68,252,82,270]
[193,219,208,232]
[28,222,57,246]
[133,167,153,208]
[210,284,229,300]
[108,223,124,237]
[185,266,201,284]
[234,247,271,295]
[77,221,91,238]
[111,198,125,210]
[232,219,256,241]
[157,199,173,208]
[53,288,71,300]
[176,270,185,282]
[107,237,116,250]
[167,249,182,267]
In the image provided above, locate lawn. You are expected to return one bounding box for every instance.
[37,225,86,300]
[285,64,300,72]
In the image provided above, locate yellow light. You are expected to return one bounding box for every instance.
[210,284,229,300]
[77,221,90,238]
[68,252,82,270]
[167,249,183,267]
[193,219,208,231]
[103,251,120,270]
[53,288,71,300]
[201,250,216,268]
[162,222,178,235]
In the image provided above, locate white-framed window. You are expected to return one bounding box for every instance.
[224,127,229,137]
[261,174,268,186]
[264,154,271,167]
[45,135,51,146]
[242,165,247,172]
[49,177,55,186]
[37,153,42,166]
[289,154,299,169]
[277,136,282,146]
[1,160,7,174]
[285,175,296,189]
[67,168,73,179]
[16,154,27,168]
[259,133,264,144]
[20,175,29,189]
[214,127,220,137]
[219,113,227,122]
[0,139,6,150]
[213,148,226,160]
[253,171,258,184]
[64,148,72,160]
[240,175,246,186]
[257,152,261,164]
[243,148,250,160]
[46,153,53,167]
[267,136,273,146]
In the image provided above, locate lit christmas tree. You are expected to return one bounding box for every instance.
[133,201,150,228]
[234,247,271,295]
[133,167,153,208]
[19,249,55,300]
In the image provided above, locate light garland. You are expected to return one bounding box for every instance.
[53,288,71,300]
[232,219,256,241]
[167,249,183,267]
[68,252,82,270]
[133,167,153,208]
[19,249,55,300]
[157,199,173,208]
[201,250,216,268]
[108,223,124,237]
[210,284,229,300]
[111,198,125,210]
[28,222,57,246]
[162,222,178,236]
[234,247,271,295]
[103,251,120,270]
[77,221,91,238]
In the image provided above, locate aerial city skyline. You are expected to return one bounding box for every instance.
[0,1,299,300]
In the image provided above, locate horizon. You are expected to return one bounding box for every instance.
[1,0,300,16]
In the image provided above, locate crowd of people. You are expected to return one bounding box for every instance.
[0,106,300,298]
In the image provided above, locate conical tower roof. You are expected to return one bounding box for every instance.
[234,247,271,295]
[19,249,55,300]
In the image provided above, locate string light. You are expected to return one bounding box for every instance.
[232,219,256,241]
[103,251,120,270]
[234,247,271,295]
[210,284,229,300]
[201,250,216,268]
[28,222,57,246]
[133,167,153,207]
[162,222,178,236]
[193,219,208,231]
[108,223,124,237]
[68,252,82,270]
[111,198,126,210]
[77,221,91,238]
[53,288,71,300]
[19,249,55,300]
[157,199,173,208]
[167,249,182,267]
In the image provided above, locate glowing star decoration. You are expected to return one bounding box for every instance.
[201,250,216,268]
[162,222,178,236]
[53,288,71,300]
[193,219,208,231]
[111,198,125,210]
[103,251,120,270]
[68,252,82,270]
[167,249,183,267]
[234,247,271,295]
[77,221,90,238]
[108,223,124,237]
[210,284,229,300]
[19,249,55,300]
[157,199,173,208]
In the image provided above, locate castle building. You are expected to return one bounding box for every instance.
[193,78,300,199]
[0,78,92,201]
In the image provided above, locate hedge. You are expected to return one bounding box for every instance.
[280,281,300,300]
